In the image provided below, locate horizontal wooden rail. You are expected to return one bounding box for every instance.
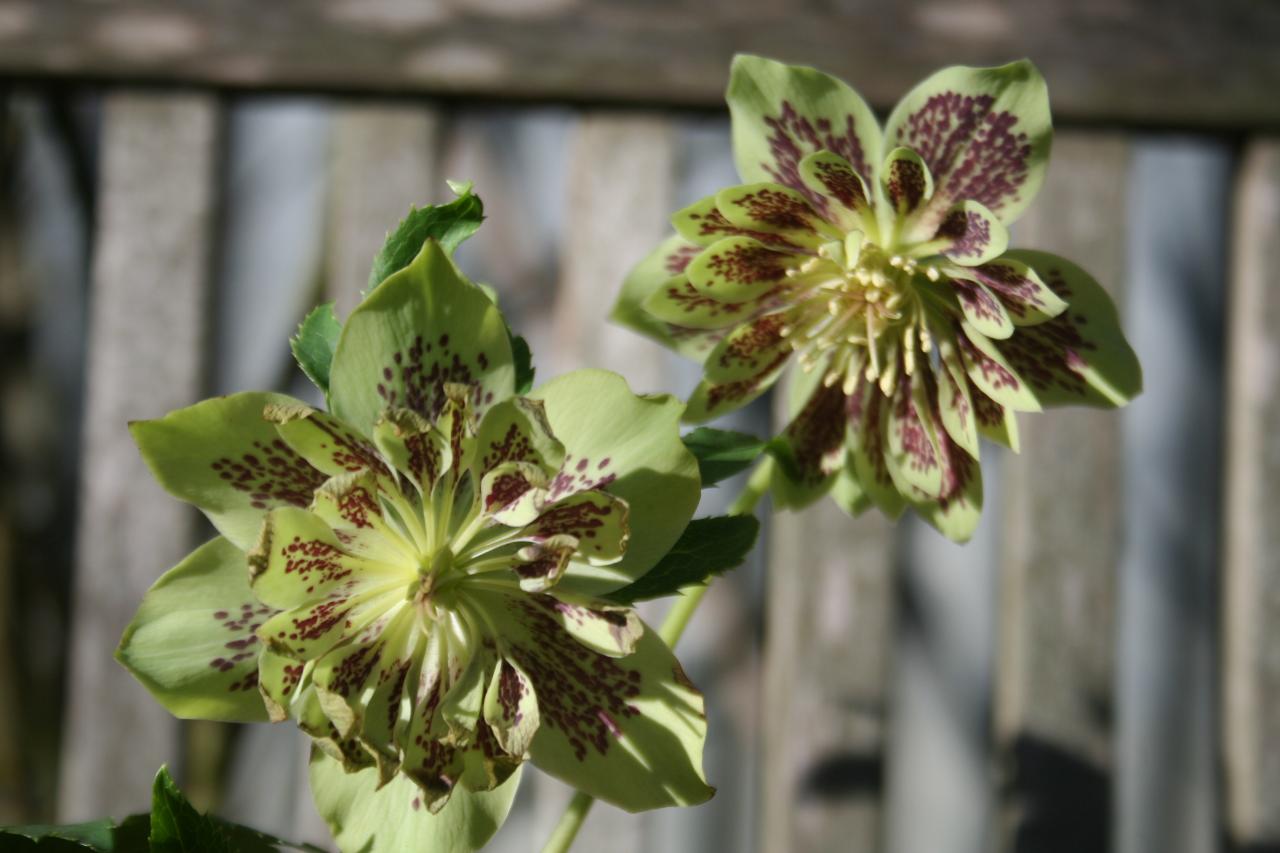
[2,1,1278,128]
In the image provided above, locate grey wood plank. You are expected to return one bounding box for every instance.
[1116,139,1229,853]
[57,91,220,820]
[1223,138,1280,847]
[762,492,894,853]
[993,133,1131,853]
[0,2,1275,128]
[325,103,442,313]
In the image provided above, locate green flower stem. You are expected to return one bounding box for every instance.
[540,457,772,853]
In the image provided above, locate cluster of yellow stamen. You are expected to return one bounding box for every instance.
[778,232,942,397]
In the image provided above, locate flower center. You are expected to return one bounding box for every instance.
[783,235,942,396]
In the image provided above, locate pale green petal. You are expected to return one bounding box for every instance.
[130,392,326,550]
[309,750,521,853]
[727,54,882,194]
[611,234,723,361]
[884,59,1051,228]
[997,250,1142,408]
[330,239,514,436]
[115,537,270,723]
[528,370,699,596]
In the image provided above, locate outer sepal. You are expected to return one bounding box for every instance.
[309,750,521,853]
[997,249,1142,407]
[884,59,1051,229]
[330,239,515,436]
[727,54,882,200]
[130,392,326,551]
[116,537,271,723]
[529,370,700,596]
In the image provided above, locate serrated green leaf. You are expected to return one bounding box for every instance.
[290,303,341,398]
[510,334,535,395]
[147,767,319,853]
[681,427,769,486]
[367,185,485,291]
[149,767,231,853]
[604,515,760,603]
[0,822,117,851]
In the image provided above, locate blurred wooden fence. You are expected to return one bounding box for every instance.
[1,3,1279,852]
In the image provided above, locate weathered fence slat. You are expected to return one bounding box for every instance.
[0,2,1276,128]
[57,92,220,819]
[994,133,1131,853]
[762,449,894,852]
[326,103,443,312]
[1223,138,1280,848]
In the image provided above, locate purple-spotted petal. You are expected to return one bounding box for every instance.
[913,429,984,543]
[727,54,882,208]
[473,591,712,811]
[473,396,565,479]
[996,250,1142,408]
[770,379,849,509]
[528,370,700,596]
[797,150,874,233]
[702,311,793,384]
[266,402,388,478]
[330,239,514,436]
[683,354,790,424]
[936,340,980,459]
[248,506,406,621]
[372,407,447,495]
[518,491,628,567]
[512,534,577,593]
[130,392,328,550]
[929,200,1009,266]
[955,321,1041,412]
[972,385,1020,452]
[481,460,552,528]
[671,194,801,251]
[882,372,945,501]
[257,648,312,723]
[884,60,1051,229]
[687,235,798,303]
[948,257,1068,326]
[715,182,833,247]
[643,275,761,332]
[612,234,725,360]
[483,656,540,758]
[881,146,935,217]
[952,275,1014,339]
[847,380,906,518]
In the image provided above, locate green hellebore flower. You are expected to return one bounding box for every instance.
[116,239,712,845]
[614,55,1142,542]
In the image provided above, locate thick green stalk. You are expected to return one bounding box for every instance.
[539,458,772,853]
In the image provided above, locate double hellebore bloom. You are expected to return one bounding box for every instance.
[615,56,1141,541]
[117,240,711,831]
